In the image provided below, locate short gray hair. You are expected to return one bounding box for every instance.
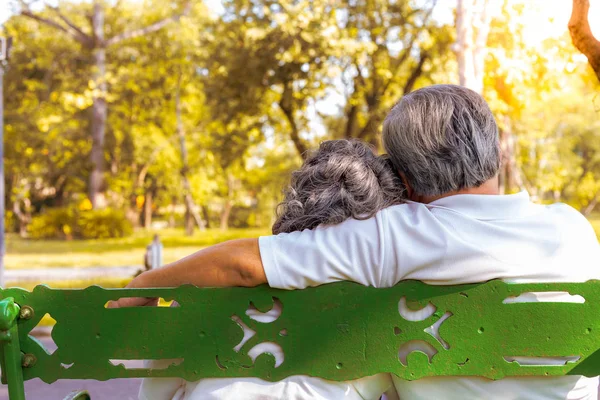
[383,84,500,196]
[272,139,405,234]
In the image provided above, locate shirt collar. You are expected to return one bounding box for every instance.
[413,191,534,220]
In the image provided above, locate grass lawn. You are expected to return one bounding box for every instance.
[5,228,270,270]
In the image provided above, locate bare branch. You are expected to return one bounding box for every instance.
[105,0,192,46]
[49,5,92,46]
[18,0,92,46]
[403,51,428,94]
[355,51,429,141]
[278,84,309,158]
[20,10,69,34]
[569,0,600,81]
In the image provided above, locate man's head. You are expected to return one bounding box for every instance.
[383,84,500,199]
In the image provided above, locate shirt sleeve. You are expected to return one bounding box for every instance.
[258,210,390,289]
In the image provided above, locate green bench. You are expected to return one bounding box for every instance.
[1,280,599,400]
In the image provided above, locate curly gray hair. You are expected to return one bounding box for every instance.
[272,139,406,234]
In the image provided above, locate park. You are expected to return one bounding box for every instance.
[1,0,600,399]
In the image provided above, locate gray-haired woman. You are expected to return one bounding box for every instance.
[273,139,406,234]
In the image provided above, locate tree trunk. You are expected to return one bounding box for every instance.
[220,201,233,231]
[499,118,526,195]
[220,172,234,231]
[126,193,140,227]
[202,205,210,229]
[581,191,600,216]
[455,0,476,89]
[569,0,600,82]
[473,0,492,94]
[90,2,107,209]
[279,84,309,158]
[169,196,177,228]
[344,104,359,139]
[13,198,31,238]
[144,190,153,230]
[176,76,206,235]
[455,0,491,94]
[183,206,192,235]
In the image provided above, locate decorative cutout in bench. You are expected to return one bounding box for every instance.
[1,280,600,388]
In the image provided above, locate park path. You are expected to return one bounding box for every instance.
[5,265,141,284]
[0,337,141,400]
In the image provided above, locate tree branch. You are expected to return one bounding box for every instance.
[355,51,429,141]
[278,86,309,158]
[105,0,192,46]
[581,189,600,216]
[20,11,67,35]
[569,0,600,81]
[344,104,359,138]
[49,6,93,46]
[136,146,165,188]
[18,0,92,46]
[403,51,429,94]
[381,0,438,96]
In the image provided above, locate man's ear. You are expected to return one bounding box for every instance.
[398,171,417,201]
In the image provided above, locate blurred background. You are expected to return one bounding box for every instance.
[0,0,599,292]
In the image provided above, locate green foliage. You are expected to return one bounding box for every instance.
[27,208,75,240]
[28,208,133,240]
[77,209,134,239]
[5,0,600,235]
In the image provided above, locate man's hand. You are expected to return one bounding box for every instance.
[108,238,267,308]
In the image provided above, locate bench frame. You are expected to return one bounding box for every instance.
[1,280,600,400]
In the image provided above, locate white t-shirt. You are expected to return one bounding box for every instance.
[140,191,600,400]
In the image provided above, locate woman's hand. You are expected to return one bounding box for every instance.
[107,271,160,308]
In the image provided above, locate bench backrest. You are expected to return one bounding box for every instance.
[1,280,600,399]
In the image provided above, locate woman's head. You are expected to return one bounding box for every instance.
[272,139,406,234]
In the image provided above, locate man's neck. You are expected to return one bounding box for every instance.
[418,176,500,204]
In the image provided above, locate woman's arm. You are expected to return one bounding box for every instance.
[111,238,267,307]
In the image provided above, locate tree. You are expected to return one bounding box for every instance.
[176,73,207,234]
[14,0,192,208]
[3,14,91,228]
[569,0,600,82]
[200,0,329,158]
[454,0,492,94]
[105,4,211,233]
[335,0,448,147]
[208,0,448,155]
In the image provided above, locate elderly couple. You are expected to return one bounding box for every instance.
[122,85,599,400]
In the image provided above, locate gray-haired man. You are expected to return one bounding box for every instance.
[125,84,600,400]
